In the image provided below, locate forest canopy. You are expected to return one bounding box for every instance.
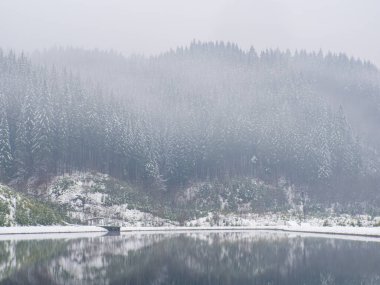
[1,42,380,200]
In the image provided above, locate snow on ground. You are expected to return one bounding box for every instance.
[183,211,380,228]
[0,232,108,241]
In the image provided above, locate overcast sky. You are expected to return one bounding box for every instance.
[0,0,379,66]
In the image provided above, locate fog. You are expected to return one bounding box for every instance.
[1,0,380,235]
[1,0,380,67]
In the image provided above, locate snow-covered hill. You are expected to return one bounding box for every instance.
[23,172,380,228]
[41,172,177,226]
[2,171,380,228]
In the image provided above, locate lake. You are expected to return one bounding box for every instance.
[0,231,379,285]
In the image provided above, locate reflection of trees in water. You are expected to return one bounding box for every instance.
[1,233,380,285]
[0,234,166,285]
[0,239,67,283]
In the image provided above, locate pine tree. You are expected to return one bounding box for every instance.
[32,80,53,179]
[0,93,13,181]
[15,87,35,179]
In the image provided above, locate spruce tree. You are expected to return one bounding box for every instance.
[0,92,12,181]
[15,85,36,179]
[32,81,53,179]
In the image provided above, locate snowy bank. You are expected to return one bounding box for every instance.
[0,225,108,235]
[277,225,380,237]
[121,225,380,238]
[2,225,380,239]
[0,232,108,241]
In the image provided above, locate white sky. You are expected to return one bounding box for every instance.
[0,0,379,66]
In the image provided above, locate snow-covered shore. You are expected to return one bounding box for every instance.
[121,225,380,237]
[0,225,108,235]
[2,225,380,239]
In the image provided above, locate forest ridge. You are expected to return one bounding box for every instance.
[0,42,380,201]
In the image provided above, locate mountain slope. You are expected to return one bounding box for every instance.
[1,43,380,202]
[27,172,380,227]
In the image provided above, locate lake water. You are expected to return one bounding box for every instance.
[0,231,380,285]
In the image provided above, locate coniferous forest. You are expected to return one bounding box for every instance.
[3,1,380,284]
[1,42,380,202]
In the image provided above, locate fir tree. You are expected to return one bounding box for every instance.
[15,85,36,179]
[32,81,53,179]
[0,92,12,181]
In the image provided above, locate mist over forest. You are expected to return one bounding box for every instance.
[1,41,380,203]
[3,2,380,284]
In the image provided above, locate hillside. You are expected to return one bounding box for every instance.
[2,170,380,227]
[0,184,63,226]
[40,172,176,226]
[23,172,380,227]
[1,42,380,206]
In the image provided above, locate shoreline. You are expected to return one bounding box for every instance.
[122,225,380,238]
[0,225,108,235]
[1,225,380,239]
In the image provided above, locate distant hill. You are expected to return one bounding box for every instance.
[0,42,379,203]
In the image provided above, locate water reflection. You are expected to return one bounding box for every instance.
[1,231,380,285]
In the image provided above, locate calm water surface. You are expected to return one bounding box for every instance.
[0,231,380,285]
